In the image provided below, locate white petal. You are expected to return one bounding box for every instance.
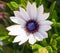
[37,5,44,21]
[13,34,28,44]
[19,41,25,45]
[14,11,20,17]
[19,38,28,45]
[0,41,3,46]
[38,31,48,38]
[42,13,50,20]
[39,25,51,32]
[13,34,28,45]
[26,2,32,17]
[39,20,53,25]
[37,13,50,22]
[27,2,37,19]
[6,25,26,35]
[34,32,43,41]
[19,34,28,45]
[10,17,26,25]
[28,34,36,44]
[20,7,30,21]
[38,4,44,14]
[37,14,44,22]
[13,36,21,42]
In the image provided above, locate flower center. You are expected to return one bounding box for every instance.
[25,20,39,33]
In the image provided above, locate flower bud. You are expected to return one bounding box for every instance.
[38,48,48,53]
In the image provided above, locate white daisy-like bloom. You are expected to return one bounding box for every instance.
[6,2,53,45]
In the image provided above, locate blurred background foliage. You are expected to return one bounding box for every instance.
[0,0,60,53]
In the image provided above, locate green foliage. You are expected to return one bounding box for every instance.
[0,24,9,40]
[46,46,53,53]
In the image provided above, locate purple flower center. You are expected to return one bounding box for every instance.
[25,20,39,33]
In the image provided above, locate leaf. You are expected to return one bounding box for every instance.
[35,0,42,7]
[52,19,58,33]
[50,39,57,50]
[51,34,58,39]
[56,22,60,28]
[40,39,48,46]
[10,2,19,9]
[56,37,60,48]
[32,44,42,50]
[0,24,9,40]
[46,46,53,53]
[14,0,21,4]
[7,1,19,10]
[20,0,28,9]
[50,1,56,15]
[52,10,58,21]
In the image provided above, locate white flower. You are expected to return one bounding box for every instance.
[0,41,3,46]
[6,2,53,45]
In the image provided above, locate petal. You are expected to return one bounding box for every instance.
[34,32,43,41]
[37,5,44,21]
[28,34,36,44]
[27,2,37,19]
[39,25,51,32]
[37,13,50,22]
[13,34,28,45]
[26,2,32,17]
[19,41,25,45]
[20,7,30,21]
[10,17,26,25]
[6,25,26,36]
[42,13,50,20]
[0,41,3,46]
[19,35,28,45]
[39,20,53,25]
[38,31,48,38]
[38,4,44,15]
[14,11,20,17]
[13,36,21,42]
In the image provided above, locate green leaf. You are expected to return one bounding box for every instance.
[20,0,27,9]
[56,37,60,48]
[52,19,58,33]
[56,22,60,28]
[0,35,9,41]
[10,2,19,9]
[32,44,42,50]
[52,10,58,21]
[40,39,48,46]
[14,0,21,4]
[7,3,14,11]
[51,34,58,39]
[0,46,4,53]
[7,1,19,10]
[50,1,56,15]
[46,46,53,53]
[0,25,9,40]
[35,0,42,7]
[50,39,57,50]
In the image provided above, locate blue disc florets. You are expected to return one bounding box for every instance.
[25,20,39,33]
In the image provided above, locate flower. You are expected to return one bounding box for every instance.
[0,12,7,18]
[6,2,53,45]
[0,1,6,9]
[0,41,3,46]
[38,48,48,53]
